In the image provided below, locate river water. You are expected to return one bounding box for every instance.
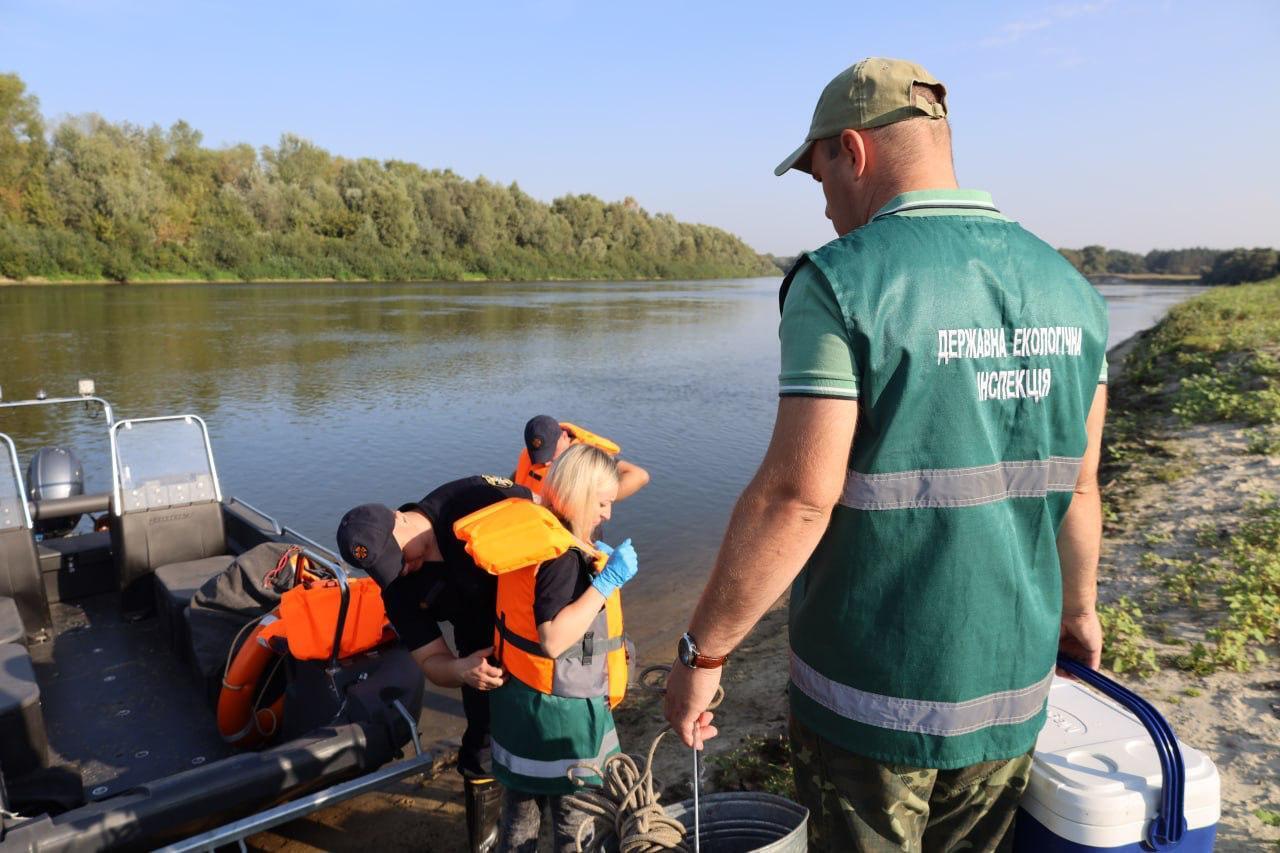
[0,276,1202,732]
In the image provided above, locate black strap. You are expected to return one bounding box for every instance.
[495,619,625,662]
[496,618,546,657]
[778,255,810,315]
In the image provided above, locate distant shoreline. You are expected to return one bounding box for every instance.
[2,272,1204,287]
[1087,273,1203,283]
[0,273,781,287]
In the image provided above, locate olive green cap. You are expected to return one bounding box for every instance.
[774,57,948,176]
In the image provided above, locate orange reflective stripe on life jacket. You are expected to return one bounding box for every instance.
[513,423,620,495]
[453,498,630,707]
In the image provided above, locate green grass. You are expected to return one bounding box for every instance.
[1097,597,1159,677]
[709,733,796,800]
[1122,277,1280,429]
[1172,496,1280,673]
[1246,427,1280,456]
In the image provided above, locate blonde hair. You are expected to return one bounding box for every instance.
[543,444,619,539]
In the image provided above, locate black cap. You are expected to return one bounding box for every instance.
[335,503,402,588]
[524,415,562,465]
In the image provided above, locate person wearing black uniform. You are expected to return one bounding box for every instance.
[336,474,530,853]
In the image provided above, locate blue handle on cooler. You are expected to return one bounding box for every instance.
[1057,655,1188,850]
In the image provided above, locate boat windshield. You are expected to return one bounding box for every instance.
[114,417,219,513]
[0,435,27,530]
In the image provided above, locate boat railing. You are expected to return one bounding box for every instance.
[224,495,283,535]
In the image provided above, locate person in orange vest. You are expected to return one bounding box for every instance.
[513,415,650,500]
[456,444,638,851]
[336,474,531,853]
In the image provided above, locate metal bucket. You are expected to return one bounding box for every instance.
[664,791,809,852]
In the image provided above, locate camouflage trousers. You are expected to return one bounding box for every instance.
[789,715,1033,853]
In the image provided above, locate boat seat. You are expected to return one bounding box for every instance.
[112,498,228,619]
[0,642,48,780]
[154,555,237,661]
[0,596,24,647]
[0,526,51,640]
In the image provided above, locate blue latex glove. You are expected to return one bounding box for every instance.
[591,538,637,598]
[593,540,614,557]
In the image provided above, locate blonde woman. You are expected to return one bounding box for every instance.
[488,444,638,852]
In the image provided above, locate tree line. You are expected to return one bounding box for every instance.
[770,246,1279,285]
[1056,245,1279,284]
[0,74,775,283]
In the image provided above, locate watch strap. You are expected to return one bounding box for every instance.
[690,649,728,669]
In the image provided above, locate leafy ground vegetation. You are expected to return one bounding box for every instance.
[0,74,775,283]
[1100,276,1280,676]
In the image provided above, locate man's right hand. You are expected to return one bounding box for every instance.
[1058,610,1103,672]
[454,646,507,691]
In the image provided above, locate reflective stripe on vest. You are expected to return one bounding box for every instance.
[492,728,621,780]
[840,456,1084,511]
[791,652,1054,737]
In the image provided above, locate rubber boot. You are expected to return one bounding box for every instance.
[464,775,503,853]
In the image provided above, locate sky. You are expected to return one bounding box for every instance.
[2,0,1277,256]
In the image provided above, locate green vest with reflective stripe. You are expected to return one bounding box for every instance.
[787,191,1108,769]
[490,677,620,795]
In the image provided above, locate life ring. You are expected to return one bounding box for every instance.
[217,614,286,749]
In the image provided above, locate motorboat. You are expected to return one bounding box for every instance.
[0,382,430,852]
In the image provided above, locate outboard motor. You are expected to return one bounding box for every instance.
[27,446,84,538]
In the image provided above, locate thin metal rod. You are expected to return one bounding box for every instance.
[285,540,352,676]
[0,395,115,425]
[693,747,701,853]
[0,433,33,529]
[392,698,423,757]
[281,524,341,562]
[154,750,437,853]
[225,495,284,535]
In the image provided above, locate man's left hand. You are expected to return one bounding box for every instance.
[663,660,721,749]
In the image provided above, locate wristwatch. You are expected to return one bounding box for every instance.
[677,632,727,669]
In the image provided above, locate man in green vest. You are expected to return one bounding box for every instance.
[664,58,1108,851]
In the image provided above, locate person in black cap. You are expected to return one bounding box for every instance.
[513,415,649,500]
[337,474,531,853]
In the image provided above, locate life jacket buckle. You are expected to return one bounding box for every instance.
[581,631,594,665]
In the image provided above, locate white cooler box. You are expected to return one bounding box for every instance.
[1015,659,1220,852]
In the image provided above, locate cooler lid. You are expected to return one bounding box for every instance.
[1025,676,1220,830]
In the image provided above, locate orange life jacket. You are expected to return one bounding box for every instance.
[513,422,621,495]
[453,497,630,708]
[218,575,396,749]
[260,577,397,661]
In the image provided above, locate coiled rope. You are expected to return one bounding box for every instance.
[566,665,724,853]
